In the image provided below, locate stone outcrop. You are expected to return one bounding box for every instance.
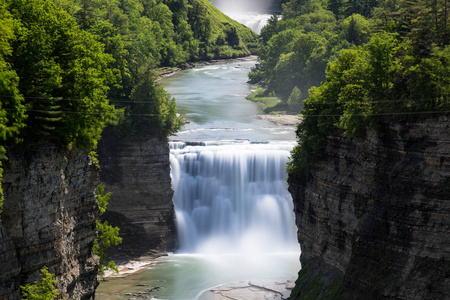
[199,278,296,300]
[0,144,99,300]
[288,115,450,299]
[97,129,175,260]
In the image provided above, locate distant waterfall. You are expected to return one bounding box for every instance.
[227,13,272,34]
[208,0,279,34]
[170,141,299,254]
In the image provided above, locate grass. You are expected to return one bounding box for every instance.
[246,87,290,114]
[199,0,259,57]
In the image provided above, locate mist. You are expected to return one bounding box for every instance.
[209,0,282,14]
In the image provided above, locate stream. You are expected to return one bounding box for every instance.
[96,1,301,297]
[96,59,300,300]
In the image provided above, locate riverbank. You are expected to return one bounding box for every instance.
[157,56,302,128]
[99,257,297,300]
[156,55,259,81]
[257,114,300,126]
[101,255,166,279]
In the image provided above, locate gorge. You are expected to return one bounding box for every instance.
[96,58,301,300]
[288,116,450,299]
[1,0,449,299]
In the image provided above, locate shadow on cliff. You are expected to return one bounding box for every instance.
[101,211,168,261]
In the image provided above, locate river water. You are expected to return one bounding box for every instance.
[96,60,301,299]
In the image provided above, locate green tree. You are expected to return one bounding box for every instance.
[6,0,118,149]
[94,183,122,276]
[0,2,26,143]
[21,267,59,300]
[339,14,372,46]
[288,86,303,111]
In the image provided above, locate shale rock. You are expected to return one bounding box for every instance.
[0,144,99,299]
[288,116,450,299]
[97,130,175,259]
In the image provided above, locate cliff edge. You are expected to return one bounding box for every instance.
[288,116,450,299]
[97,129,175,260]
[0,144,99,300]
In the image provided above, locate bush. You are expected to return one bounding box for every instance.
[21,267,59,300]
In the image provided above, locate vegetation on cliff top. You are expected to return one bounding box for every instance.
[0,0,258,151]
[0,0,258,214]
[266,0,450,179]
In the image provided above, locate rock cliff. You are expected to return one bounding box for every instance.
[0,144,99,300]
[97,129,175,260]
[288,116,450,299]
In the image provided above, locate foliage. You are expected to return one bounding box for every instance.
[246,87,287,114]
[52,0,257,138]
[0,147,4,219]
[250,0,358,103]
[94,183,122,276]
[4,0,119,149]
[254,0,449,179]
[288,30,450,178]
[21,267,60,300]
[0,0,258,150]
[0,1,27,144]
[288,86,303,111]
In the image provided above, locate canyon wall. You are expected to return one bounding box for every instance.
[97,130,175,260]
[288,116,450,299]
[0,144,99,300]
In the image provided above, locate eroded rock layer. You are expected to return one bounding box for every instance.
[288,116,450,299]
[0,144,99,300]
[97,131,175,259]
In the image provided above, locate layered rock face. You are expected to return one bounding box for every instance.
[0,144,99,300]
[97,130,175,259]
[288,116,450,299]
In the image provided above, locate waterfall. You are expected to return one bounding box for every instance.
[209,0,279,34]
[170,141,299,254]
[227,13,272,34]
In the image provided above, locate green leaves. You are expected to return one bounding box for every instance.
[288,27,450,179]
[21,267,59,300]
[3,0,118,149]
[94,183,122,276]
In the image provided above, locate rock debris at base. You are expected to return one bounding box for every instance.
[198,278,296,300]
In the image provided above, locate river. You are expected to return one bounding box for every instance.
[95,1,300,297]
[96,59,301,299]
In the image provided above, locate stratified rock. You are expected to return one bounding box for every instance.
[0,144,99,299]
[97,129,175,259]
[288,116,450,299]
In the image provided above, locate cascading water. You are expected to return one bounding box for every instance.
[170,141,299,254]
[96,59,300,300]
[209,0,280,34]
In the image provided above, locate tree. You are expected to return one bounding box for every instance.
[340,14,372,46]
[0,2,26,143]
[6,0,118,149]
[21,267,59,300]
[288,86,304,111]
[94,183,122,276]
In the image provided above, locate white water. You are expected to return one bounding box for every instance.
[228,12,272,34]
[96,6,300,300]
[209,0,275,33]
[97,61,300,300]
[161,59,301,298]
[170,141,299,254]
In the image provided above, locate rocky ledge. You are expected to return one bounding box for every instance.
[288,115,450,299]
[199,278,296,300]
